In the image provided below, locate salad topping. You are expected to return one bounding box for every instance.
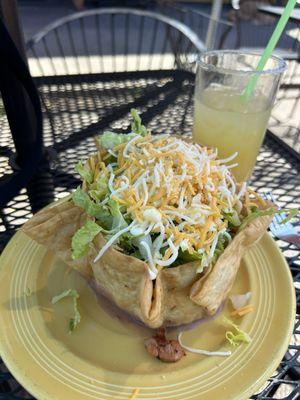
[71,110,287,280]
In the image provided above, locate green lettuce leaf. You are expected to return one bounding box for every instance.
[72,188,111,228]
[72,187,102,217]
[51,288,78,304]
[88,175,109,202]
[223,209,241,227]
[72,188,131,238]
[118,232,137,255]
[71,220,102,260]
[96,108,146,151]
[130,250,143,259]
[175,249,202,265]
[98,131,137,150]
[238,207,298,232]
[75,161,93,184]
[172,233,230,270]
[69,309,81,333]
[88,189,105,203]
[51,289,81,333]
[108,199,128,231]
[212,233,231,264]
[280,208,298,224]
[130,108,147,136]
[165,248,203,269]
[222,317,251,347]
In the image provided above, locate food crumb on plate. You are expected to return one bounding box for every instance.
[129,388,140,399]
[230,304,254,317]
[24,287,32,297]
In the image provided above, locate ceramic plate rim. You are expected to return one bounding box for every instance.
[0,229,296,400]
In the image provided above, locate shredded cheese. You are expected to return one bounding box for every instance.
[94,222,136,263]
[178,332,231,357]
[129,388,140,400]
[230,304,254,317]
[93,134,249,272]
[248,187,267,207]
[140,240,158,279]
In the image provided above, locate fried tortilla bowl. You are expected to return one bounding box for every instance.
[22,130,275,329]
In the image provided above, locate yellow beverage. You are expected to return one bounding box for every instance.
[193,87,272,182]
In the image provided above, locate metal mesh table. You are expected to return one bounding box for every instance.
[0,69,299,399]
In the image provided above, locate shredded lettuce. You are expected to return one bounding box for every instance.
[98,131,137,150]
[88,176,108,202]
[179,249,202,263]
[71,220,102,260]
[238,207,298,232]
[211,233,231,264]
[88,188,105,203]
[222,317,251,347]
[130,108,147,136]
[72,188,111,228]
[171,249,202,268]
[75,161,93,184]
[51,289,81,333]
[130,250,143,259]
[132,234,153,260]
[173,234,230,270]
[72,187,102,217]
[223,209,241,227]
[108,199,128,231]
[225,330,251,347]
[51,289,77,304]
[280,208,298,224]
[117,230,150,258]
[118,233,136,255]
[96,109,146,150]
[72,190,133,258]
[24,287,32,297]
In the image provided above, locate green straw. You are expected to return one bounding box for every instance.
[244,0,298,99]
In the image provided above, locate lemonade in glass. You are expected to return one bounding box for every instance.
[193,51,287,182]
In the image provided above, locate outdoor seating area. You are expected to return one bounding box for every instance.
[0,1,299,400]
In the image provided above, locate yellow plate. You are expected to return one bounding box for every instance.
[0,230,296,400]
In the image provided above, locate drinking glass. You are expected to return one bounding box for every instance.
[193,50,287,182]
